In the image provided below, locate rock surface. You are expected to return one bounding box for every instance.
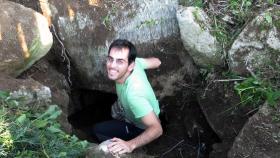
[228,8,280,76]
[86,142,154,158]
[20,58,72,133]
[177,6,223,67]
[228,103,280,158]
[45,0,199,98]
[0,75,51,106]
[197,77,253,140]
[197,73,256,157]
[0,0,53,77]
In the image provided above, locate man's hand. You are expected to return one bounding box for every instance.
[142,57,161,69]
[107,112,163,155]
[107,137,133,155]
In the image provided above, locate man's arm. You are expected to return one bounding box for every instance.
[142,57,161,69]
[108,111,163,154]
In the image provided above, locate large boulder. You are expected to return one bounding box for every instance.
[177,6,223,67]
[197,78,253,140]
[0,1,53,77]
[228,8,280,76]
[197,73,255,157]
[45,0,199,97]
[228,103,280,158]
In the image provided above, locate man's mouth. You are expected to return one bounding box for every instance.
[108,69,118,75]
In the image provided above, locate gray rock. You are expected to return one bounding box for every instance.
[47,0,199,99]
[228,103,280,158]
[177,6,223,67]
[86,142,154,158]
[197,77,253,140]
[0,76,51,106]
[197,73,256,157]
[228,8,280,76]
[0,0,53,77]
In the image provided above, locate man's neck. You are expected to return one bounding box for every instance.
[116,71,132,84]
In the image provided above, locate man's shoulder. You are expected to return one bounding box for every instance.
[127,79,145,94]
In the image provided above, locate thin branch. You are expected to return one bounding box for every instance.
[177,82,197,90]
[213,78,246,82]
[245,107,259,116]
[42,144,50,158]
[160,139,184,158]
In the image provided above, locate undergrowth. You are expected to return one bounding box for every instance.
[234,77,280,108]
[0,90,88,158]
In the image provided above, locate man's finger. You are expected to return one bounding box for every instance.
[118,148,128,155]
[108,143,123,153]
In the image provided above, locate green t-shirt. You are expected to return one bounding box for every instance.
[116,58,160,129]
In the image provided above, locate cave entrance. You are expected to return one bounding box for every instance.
[67,88,220,157]
[67,89,117,141]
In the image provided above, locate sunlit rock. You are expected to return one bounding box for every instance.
[0,1,53,77]
[177,6,223,67]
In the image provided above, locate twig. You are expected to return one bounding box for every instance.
[213,78,246,82]
[160,139,184,158]
[42,144,50,158]
[246,67,257,79]
[50,24,72,86]
[196,129,201,158]
[245,107,259,116]
[202,80,213,98]
[178,148,184,158]
[177,82,197,90]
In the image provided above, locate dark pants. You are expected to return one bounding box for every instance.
[92,119,144,142]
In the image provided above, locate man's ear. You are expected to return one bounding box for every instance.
[128,61,135,72]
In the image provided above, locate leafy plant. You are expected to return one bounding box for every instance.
[0,90,89,158]
[234,77,280,108]
[136,18,163,29]
[179,0,204,8]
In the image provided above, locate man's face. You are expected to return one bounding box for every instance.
[106,47,134,83]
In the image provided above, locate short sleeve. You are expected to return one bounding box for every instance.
[136,58,148,69]
[127,94,153,118]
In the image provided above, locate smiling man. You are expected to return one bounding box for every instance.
[92,39,162,155]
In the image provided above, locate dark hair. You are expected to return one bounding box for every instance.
[108,39,137,64]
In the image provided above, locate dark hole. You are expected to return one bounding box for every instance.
[68,89,117,129]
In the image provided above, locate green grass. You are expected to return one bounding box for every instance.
[234,77,280,108]
[0,90,88,158]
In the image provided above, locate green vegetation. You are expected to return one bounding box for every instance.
[229,0,253,22]
[180,1,280,109]
[179,0,204,8]
[234,77,280,108]
[180,0,278,53]
[0,90,88,158]
[102,13,112,30]
[102,4,118,30]
[136,18,163,29]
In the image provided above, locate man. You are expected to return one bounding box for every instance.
[93,39,162,155]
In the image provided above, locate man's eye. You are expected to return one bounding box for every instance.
[116,60,124,65]
[107,57,113,62]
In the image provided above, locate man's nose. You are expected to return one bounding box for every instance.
[109,60,118,68]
